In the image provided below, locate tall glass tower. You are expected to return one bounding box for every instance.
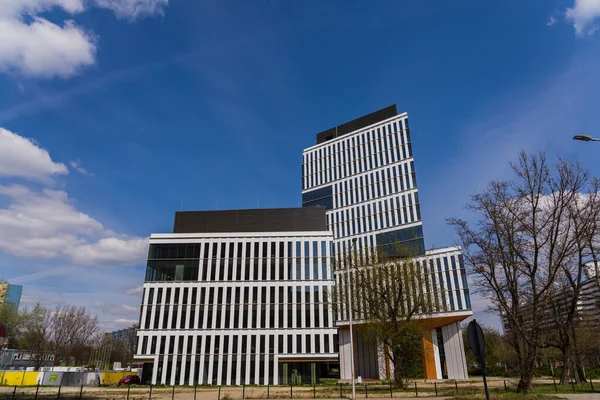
[301,105,424,257]
[301,105,472,381]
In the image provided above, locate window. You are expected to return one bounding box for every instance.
[171,306,178,329]
[145,259,200,282]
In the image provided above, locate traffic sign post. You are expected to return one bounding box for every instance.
[467,319,490,400]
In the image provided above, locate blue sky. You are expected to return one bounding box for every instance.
[1,0,600,331]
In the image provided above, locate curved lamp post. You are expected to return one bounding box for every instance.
[573,134,600,142]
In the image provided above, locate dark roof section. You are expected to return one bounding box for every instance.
[173,207,327,234]
[315,105,398,145]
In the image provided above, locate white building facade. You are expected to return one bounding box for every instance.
[135,208,339,385]
[134,105,472,384]
[301,105,471,380]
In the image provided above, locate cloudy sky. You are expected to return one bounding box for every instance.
[1,0,600,331]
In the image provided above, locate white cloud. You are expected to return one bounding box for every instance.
[0,176,147,266]
[0,0,168,78]
[0,184,100,258]
[67,236,148,266]
[0,18,96,78]
[9,265,145,332]
[92,301,139,314]
[113,318,137,325]
[0,0,85,18]
[0,128,148,266]
[0,127,68,182]
[70,159,92,176]
[565,0,600,36]
[124,285,143,296]
[547,16,557,26]
[93,0,168,20]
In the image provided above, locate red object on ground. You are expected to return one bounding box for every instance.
[118,375,140,385]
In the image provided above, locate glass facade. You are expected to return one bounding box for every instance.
[302,112,472,326]
[301,114,425,258]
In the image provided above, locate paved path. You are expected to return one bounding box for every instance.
[558,395,600,400]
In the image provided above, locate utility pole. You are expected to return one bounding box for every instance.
[346,238,358,400]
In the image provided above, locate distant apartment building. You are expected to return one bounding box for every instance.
[0,283,22,308]
[301,105,472,380]
[502,268,600,335]
[109,327,138,346]
[134,208,338,385]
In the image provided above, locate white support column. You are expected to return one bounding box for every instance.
[431,329,443,380]
[441,321,468,380]
[376,338,388,381]
[151,347,160,385]
[339,328,353,380]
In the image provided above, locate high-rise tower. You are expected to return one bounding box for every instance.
[301,105,424,258]
[302,106,472,380]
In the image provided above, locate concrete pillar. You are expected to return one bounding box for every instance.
[339,328,353,380]
[420,330,437,379]
[441,321,468,380]
[354,331,378,379]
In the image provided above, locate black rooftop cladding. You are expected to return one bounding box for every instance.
[172,207,328,234]
[315,105,398,144]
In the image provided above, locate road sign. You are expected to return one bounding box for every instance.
[467,319,490,400]
[467,319,485,360]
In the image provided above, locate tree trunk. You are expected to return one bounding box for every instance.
[517,352,535,393]
[571,326,587,383]
[392,350,408,390]
[560,345,572,385]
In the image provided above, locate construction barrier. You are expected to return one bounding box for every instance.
[0,370,136,386]
[101,371,138,385]
[0,371,38,386]
[37,371,101,386]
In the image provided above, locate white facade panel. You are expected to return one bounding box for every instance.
[136,232,339,386]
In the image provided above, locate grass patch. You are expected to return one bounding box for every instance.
[453,394,560,400]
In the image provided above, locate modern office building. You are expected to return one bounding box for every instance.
[134,208,339,385]
[0,283,22,308]
[134,104,472,384]
[301,105,472,380]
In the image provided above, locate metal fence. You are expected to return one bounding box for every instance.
[0,379,597,399]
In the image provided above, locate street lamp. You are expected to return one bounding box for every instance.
[573,134,600,142]
[346,238,358,400]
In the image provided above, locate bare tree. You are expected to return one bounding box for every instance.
[125,323,139,365]
[19,304,54,371]
[335,246,443,388]
[448,151,600,393]
[52,305,99,366]
[108,324,139,367]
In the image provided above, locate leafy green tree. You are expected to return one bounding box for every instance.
[0,301,44,349]
[335,245,442,389]
[462,325,517,376]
